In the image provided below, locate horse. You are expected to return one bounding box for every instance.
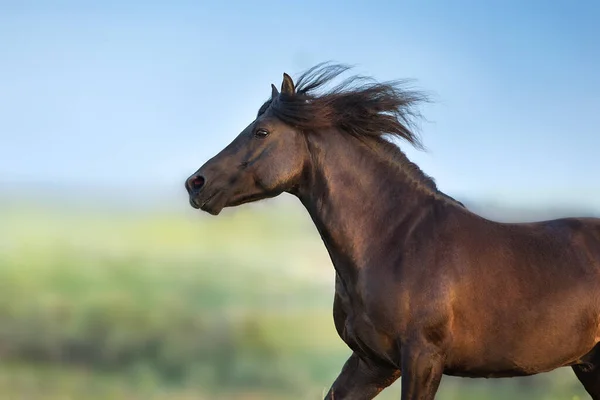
[185,63,600,400]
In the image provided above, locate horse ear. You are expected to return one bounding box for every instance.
[271,84,279,99]
[281,73,295,95]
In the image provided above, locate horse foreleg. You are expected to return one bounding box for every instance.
[573,362,600,400]
[400,342,444,400]
[324,352,400,400]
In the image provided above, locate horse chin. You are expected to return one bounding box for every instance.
[201,204,224,216]
[200,192,260,215]
[199,192,227,216]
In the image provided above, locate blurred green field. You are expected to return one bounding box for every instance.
[0,200,591,399]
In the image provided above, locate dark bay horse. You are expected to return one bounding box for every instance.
[185,63,600,399]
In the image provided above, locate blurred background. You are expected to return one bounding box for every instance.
[1,1,599,399]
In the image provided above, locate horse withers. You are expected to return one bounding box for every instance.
[185,63,600,400]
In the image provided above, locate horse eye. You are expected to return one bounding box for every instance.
[254,129,270,138]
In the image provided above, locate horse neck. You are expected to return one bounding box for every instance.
[295,130,445,284]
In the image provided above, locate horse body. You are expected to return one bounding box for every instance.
[442,218,600,377]
[186,63,600,399]
[302,128,600,386]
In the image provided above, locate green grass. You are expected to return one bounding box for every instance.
[0,202,591,399]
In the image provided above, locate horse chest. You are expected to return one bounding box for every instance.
[334,279,399,364]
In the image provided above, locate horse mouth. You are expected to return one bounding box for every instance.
[190,189,269,215]
[189,192,214,209]
[194,192,225,215]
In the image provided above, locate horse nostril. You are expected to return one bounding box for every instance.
[186,175,205,193]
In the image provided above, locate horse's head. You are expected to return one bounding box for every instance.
[185,73,307,215]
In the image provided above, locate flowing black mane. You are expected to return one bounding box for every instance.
[258,63,427,147]
[258,62,453,200]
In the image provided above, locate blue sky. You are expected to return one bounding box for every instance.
[1,0,599,209]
